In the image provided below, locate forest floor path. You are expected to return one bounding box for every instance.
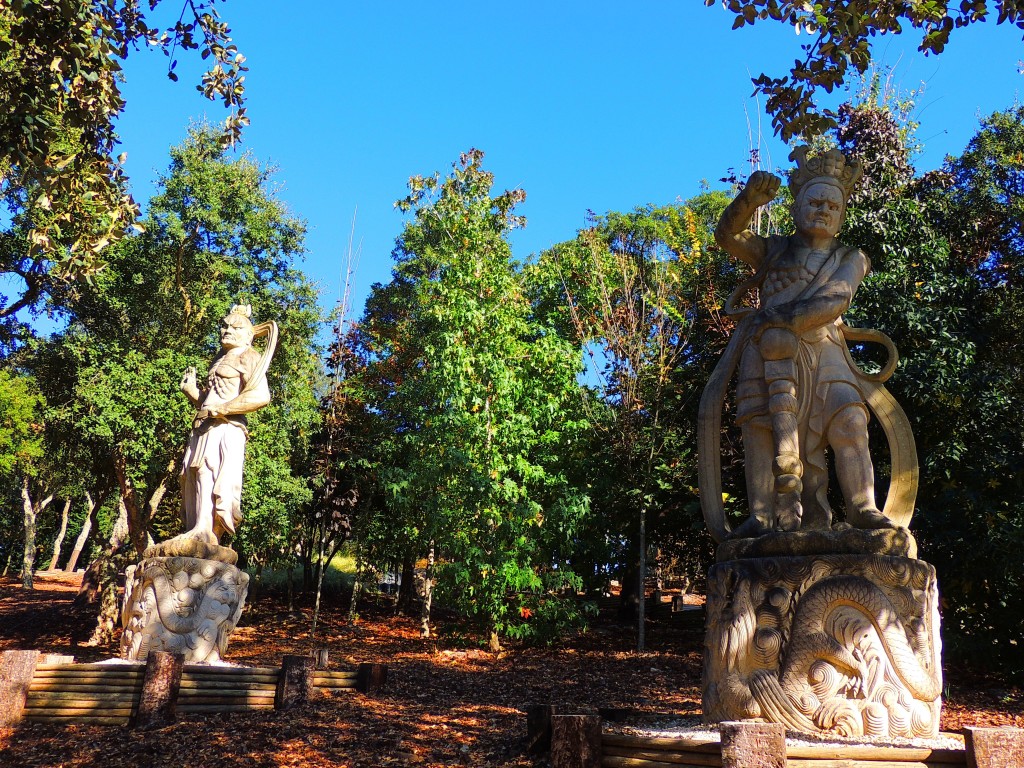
[1,572,1021,767]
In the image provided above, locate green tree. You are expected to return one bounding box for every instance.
[817,93,1024,677]
[32,125,322,641]
[0,369,47,587]
[708,0,1024,140]
[0,0,248,319]
[531,199,740,645]
[358,150,590,649]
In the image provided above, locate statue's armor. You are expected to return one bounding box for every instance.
[736,235,869,525]
[762,248,829,300]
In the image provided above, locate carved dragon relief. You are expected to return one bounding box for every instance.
[703,555,942,739]
[120,556,249,664]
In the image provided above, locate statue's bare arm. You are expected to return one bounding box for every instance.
[200,374,271,420]
[757,249,869,337]
[714,171,781,270]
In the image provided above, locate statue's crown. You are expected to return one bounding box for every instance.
[788,146,863,201]
[224,303,254,329]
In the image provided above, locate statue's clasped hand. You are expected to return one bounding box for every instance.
[197,406,227,421]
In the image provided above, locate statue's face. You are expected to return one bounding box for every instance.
[794,181,845,239]
[220,316,254,350]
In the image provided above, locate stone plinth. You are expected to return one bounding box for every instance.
[703,552,942,740]
[120,556,249,663]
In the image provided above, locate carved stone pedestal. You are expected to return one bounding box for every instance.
[703,542,942,740]
[120,554,249,664]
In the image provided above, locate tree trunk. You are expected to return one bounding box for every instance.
[2,548,14,577]
[652,547,663,605]
[637,508,646,653]
[82,498,132,646]
[47,498,72,571]
[21,477,37,589]
[617,542,640,620]
[420,542,434,639]
[85,544,127,647]
[396,550,416,615]
[114,451,174,558]
[348,539,363,622]
[301,547,314,594]
[65,490,101,572]
[77,497,129,605]
[21,477,54,590]
[286,565,295,612]
[311,536,343,642]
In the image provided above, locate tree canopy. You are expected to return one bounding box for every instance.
[0,0,247,322]
[708,0,1024,140]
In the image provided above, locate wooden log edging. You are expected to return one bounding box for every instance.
[601,729,971,765]
[598,727,972,767]
[181,663,278,714]
[541,711,1012,768]
[14,653,386,726]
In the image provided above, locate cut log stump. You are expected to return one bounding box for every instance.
[720,720,786,768]
[135,651,183,729]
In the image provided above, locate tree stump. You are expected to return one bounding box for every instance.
[525,704,561,755]
[720,721,786,768]
[276,655,314,710]
[550,714,601,768]
[965,726,1024,768]
[312,648,329,669]
[135,651,183,729]
[0,650,40,726]
[356,662,387,693]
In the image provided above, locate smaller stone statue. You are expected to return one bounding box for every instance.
[179,304,278,545]
[120,305,277,664]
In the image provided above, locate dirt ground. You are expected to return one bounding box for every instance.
[1,571,1022,767]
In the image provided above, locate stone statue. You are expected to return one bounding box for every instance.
[698,148,941,741]
[120,305,277,663]
[699,147,918,542]
[179,304,278,543]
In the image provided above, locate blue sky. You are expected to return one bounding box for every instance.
[113,2,1023,321]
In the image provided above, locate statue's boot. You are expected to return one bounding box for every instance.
[730,515,771,539]
[848,506,897,529]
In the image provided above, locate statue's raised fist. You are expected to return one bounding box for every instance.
[742,171,781,207]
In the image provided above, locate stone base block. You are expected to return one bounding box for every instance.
[702,554,942,740]
[120,556,249,664]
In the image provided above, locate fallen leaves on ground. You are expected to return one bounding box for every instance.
[0,572,1021,767]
